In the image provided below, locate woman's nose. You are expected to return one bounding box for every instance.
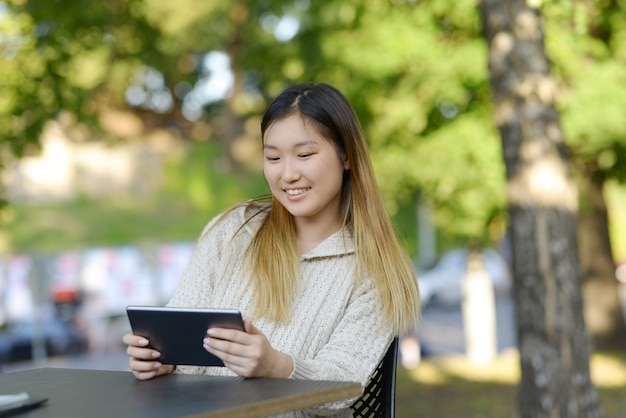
[281,159,301,182]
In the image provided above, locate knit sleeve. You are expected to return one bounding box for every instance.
[290,279,394,415]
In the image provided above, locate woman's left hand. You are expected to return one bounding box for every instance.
[203,318,293,378]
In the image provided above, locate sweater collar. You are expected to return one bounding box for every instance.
[300,228,354,260]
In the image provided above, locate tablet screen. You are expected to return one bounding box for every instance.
[126,306,245,367]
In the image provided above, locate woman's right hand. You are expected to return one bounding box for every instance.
[122,333,175,380]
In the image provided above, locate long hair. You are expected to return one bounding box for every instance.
[245,83,420,334]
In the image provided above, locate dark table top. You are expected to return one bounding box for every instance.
[0,368,362,417]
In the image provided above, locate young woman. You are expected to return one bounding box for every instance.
[123,83,420,416]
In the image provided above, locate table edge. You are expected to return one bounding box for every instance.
[186,381,362,418]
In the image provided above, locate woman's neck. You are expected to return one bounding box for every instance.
[295,218,342,255]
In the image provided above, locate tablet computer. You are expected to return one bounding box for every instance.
[126,306,245,367]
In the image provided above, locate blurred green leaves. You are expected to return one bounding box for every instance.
[1,0,624,253]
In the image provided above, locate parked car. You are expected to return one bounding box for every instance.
[416,248,511,307]
[0,336,10,367]
[0,318,89,364]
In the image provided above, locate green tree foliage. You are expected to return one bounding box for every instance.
[282,1,510,247]
[1,0,624,253]
[546,0,626,179]
[0,0,493,250]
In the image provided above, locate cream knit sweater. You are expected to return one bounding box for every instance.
[167,203,394,417]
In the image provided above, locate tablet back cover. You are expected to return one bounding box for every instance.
[126,306,244,367]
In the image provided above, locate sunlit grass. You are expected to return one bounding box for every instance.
[408,349,521,385]
[590,352,626,388]
[396,350,626,417]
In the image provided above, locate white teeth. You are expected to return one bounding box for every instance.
[286,189,306,196]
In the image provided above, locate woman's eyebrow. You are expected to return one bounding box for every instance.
[263,140,318,150]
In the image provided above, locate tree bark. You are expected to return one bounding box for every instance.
[577,160,626,350]
[479,0,603,417]
[217,0,249,174]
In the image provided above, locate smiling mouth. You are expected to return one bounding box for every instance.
[285,188,309,196]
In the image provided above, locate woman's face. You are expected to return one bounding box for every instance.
[263,114,349,229]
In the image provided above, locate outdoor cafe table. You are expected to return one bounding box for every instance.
[0,367,362,417]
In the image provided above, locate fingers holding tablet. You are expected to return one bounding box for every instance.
[123,332,174,380]
[123,333,159,360]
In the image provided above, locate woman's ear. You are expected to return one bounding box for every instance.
[341,152,350,170]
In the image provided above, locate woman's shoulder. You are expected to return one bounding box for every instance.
[241,199,271,224]
[203,199,270,236]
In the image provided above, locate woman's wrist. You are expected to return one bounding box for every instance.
[272,351,294,378]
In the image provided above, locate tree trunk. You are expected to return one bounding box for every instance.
[577,160,626,350]
[479,1,603,417]
[217,0,249,174]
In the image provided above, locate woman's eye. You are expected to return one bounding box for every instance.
[265,156,280,161]
[299,153,314,158]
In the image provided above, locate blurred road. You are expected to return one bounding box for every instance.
[3,294,516,374]
[3,284,625,373]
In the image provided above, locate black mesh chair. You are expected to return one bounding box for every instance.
[350,337,399,418]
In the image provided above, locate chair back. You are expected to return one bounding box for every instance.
[350,337,398,418]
